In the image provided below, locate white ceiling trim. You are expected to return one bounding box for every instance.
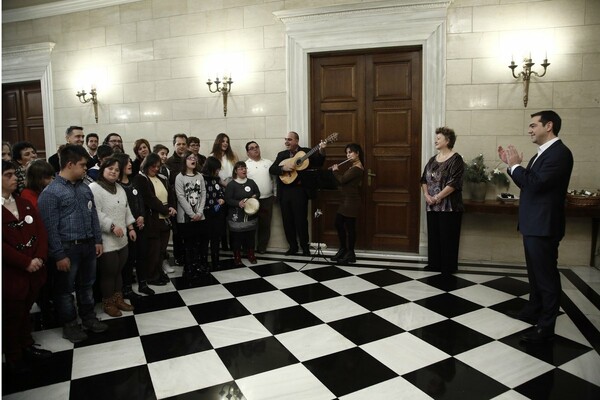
[2,0,140,23]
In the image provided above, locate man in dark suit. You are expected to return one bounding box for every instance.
[498,110,573,344]
[269,131,326,256]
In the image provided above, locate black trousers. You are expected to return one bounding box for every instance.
[335,213,356,251]
[256,196,274,252]
[426,211,462,273]
[522,235,561,329]
[279,186,309,251]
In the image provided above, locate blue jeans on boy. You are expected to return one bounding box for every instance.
[53,241,98,324]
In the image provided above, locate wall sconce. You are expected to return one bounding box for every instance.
[76,88,99,123]
[508,56,550,107]
[206,76,233,116]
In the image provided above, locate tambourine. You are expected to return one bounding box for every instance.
[243,198,260,215]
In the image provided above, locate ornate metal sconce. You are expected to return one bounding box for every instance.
[76,88,99,123]
[508,56,550,107]
[207,76,233,117]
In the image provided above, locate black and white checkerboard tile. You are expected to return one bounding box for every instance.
[3,255,600,399]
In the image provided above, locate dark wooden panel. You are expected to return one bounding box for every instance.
[23,89,43,118]
[374,110,411,145]
[2,81,45,158]
[373,61,411,99]
[3,91,19,122]
[321,64,357,101]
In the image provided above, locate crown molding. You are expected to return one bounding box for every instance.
[2,0,140,23]
[274,0,451,24]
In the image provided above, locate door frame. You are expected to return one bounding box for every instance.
[2,42,56,157]
[274,0,450,255]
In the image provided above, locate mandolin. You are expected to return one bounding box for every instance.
[278,132,339,184]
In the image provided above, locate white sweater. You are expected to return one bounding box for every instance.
[89,182,135,252]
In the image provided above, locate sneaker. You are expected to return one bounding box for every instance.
[162,260,175,274]
[63,320,88,343]
[82,317,108,333]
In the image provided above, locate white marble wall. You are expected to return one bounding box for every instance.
[3,0,598,265]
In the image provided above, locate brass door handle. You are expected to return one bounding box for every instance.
[368,169,376,186]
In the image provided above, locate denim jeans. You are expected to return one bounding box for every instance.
[53,242,98,324]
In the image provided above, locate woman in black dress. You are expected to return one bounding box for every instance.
[330,143,364,265]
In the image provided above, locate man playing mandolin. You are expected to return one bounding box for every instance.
[269,131,328,256]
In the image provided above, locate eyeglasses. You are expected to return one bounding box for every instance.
[186,156,197,161]
[247,146,259,151]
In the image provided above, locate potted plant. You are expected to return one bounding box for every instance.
[464,155,511,201]
[463,154,489,201]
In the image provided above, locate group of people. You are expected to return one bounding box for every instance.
[3,126,367,372]
[421,110,573,344]
[3,108,569,373]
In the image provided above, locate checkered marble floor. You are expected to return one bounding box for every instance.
[3,253,600,400]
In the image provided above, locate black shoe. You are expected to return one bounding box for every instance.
[82,317,108,333]
[338,250,356,264]
[331,248,346,262]
[257,249,267,254]
[302,249,311,256]
[63,320,88,343]
[520,326,554,343]
[506,310,538,325]
[423,265,441,272]
[285,248,298,256]
[159,272,170,284]
[148,278,167,286]
[23,344,53,360]
[138,282,155,295]
[122,285,142,300]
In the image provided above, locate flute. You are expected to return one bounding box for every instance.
[328,158,352,169]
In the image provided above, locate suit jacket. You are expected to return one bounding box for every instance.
[269,146,325,199]
[2,197,48,300]
[510,139,573,239]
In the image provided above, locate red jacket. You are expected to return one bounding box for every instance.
[2,196,48,300]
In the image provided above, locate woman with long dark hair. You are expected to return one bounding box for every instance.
[330,143,364,265]
[132,138,151,176]
[132,153,177,288]
[201,157,226,270]
[175,151,206,278]
[209,133,238,187]
[89,158,136,317]
[113,153,145,299]
[20,160,55,210]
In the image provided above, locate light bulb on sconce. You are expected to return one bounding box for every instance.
[207,75,233,117]
[508,54,550,108]
[76,87,99,123]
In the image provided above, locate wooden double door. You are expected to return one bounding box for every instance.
[2,81,46,159]
[310,47,422,252]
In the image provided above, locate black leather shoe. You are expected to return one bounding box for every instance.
[506,310,538,325]
[285,248,298,255]
[337,250,356,265]
[331,248,346,262]
[23,344,52,360]
[138,282,155,295]
[302,249,311,256]
[148,278,167,286]
[520,326,554,344]
[423,265,440,272]
[122,285,142,300]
